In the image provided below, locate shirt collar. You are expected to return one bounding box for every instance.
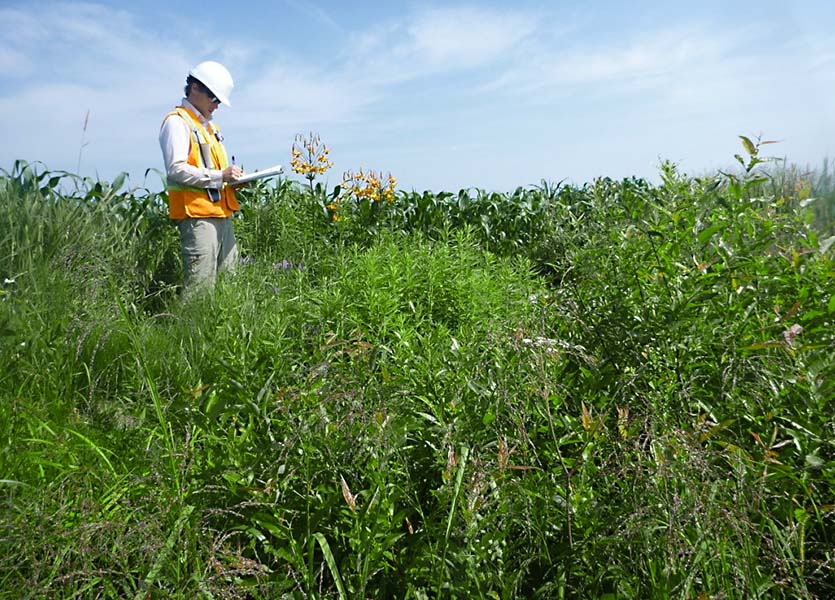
[180,97,212,124]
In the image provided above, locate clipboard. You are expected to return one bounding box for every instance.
[231,164,284,185]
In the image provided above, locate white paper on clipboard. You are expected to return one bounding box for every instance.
[232,164,284,185]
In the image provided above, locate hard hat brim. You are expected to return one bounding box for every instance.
[190,76,232,107]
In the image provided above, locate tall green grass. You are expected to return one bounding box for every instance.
[0,150,833,598]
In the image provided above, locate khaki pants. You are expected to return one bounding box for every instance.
[177,217,238,294]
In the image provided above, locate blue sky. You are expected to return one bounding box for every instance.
[2,0,835,192]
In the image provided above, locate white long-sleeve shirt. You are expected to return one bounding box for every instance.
[158,98,225,189]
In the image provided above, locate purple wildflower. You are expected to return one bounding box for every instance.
[783,324,802,347]
[274,259,304,271]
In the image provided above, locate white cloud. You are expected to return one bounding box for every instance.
[0,45,31,77]
[3,1,835,191]
[480,26,735,98]
[340,5,539,86]
[402,6,537,70]
[225,5,543,161]
[226,62,377,160]
[241,63,371,123]
[278,0,343,32]
[0,3,278,178]
[0,2,544,182]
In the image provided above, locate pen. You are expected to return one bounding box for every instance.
[231,155,236,166]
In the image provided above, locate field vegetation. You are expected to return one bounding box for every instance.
[1,137,834,598]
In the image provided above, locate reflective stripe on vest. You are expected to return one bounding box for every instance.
[163,106,239,219]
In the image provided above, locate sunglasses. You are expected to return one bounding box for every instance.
[199,83,219,104]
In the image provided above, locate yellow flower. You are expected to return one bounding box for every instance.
[290,132,333,183]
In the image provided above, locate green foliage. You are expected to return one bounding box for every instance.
[0,150,834,599]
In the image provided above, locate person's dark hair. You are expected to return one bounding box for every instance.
[185,75,198,97]
[185,75,214,98]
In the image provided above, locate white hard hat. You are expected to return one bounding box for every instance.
[189,61,234,106]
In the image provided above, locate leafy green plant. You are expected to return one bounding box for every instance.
[1,140,833,598]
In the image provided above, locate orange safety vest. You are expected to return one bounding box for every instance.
[162,106,239,219]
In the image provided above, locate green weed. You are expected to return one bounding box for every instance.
[0,146,833,598]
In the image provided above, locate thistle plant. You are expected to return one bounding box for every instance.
[290,132,332,193]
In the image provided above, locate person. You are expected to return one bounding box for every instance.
[159,60,245,294]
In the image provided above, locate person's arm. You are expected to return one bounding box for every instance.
[159,115,225,189]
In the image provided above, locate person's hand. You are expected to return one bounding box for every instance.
[222,165,244,182]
